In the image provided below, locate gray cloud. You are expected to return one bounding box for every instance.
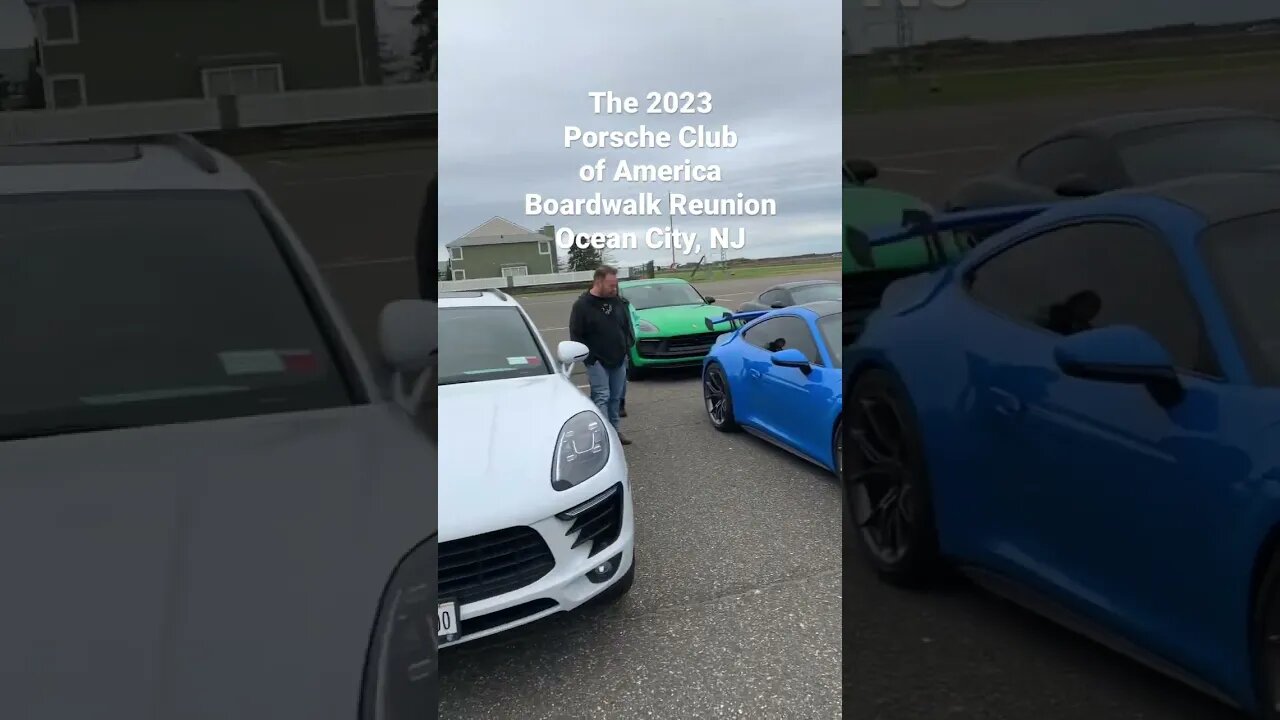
[439,0,842,265]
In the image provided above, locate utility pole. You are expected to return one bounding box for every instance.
[668,192,676,270]
[894,2,914,80]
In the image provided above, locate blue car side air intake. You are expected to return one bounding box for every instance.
[360,537,432,719]
[553,410,611,490]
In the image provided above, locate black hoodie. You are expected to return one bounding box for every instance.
[568,291,634,368]
[415,176,438,300]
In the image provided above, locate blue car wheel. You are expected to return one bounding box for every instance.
[702,363,740,432]
[847,369,941,586]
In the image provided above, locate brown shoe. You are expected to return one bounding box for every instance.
[617,431,632,445]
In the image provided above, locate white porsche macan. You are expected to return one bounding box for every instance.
[437,289,636,647]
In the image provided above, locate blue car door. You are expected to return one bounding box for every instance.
[732,316,785,428]
[741,313,835,462]
[960,220,1243,671]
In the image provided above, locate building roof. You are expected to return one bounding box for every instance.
[446,216,550,248]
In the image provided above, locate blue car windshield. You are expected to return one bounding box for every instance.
[1200,210,1280,386]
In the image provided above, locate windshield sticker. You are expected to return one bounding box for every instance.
[219,350,286,375]
[525,356,541,365]
[278,349,320,373]
[506,356,529,365]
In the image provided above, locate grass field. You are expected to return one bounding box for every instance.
[846,49,1280,112]
[655,260,838,282]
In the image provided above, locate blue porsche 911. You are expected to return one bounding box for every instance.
[844,171,1280,717]
[702,301,843,475]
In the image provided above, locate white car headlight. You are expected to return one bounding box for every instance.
[552,410,610,491]
[360,537,432,720]
[636,319,659,333]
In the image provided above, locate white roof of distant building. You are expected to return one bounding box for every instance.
[446,216,551,248]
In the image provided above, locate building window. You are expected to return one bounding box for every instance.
[537,240,551,255]
[501,266,529,278]
[47,74,85,109]
[319,0,355,25]
[452,269,466,280]
[449,247,463,260]
[38,2,78,45]
[201,64,284,97]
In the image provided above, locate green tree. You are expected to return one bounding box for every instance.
[24,61,45,110]
[411,0,437,81]
[566,243,604,272]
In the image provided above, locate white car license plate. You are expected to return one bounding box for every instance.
[437,601,458,639]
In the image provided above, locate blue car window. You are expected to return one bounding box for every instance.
[1200,210,1280,386]
[967,221,1219,376]
[744,315,821,365]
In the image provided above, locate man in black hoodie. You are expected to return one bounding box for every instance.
[415,175,438,301]
[569,265,634,445]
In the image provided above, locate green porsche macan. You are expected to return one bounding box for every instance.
[843,158,972,343]
[619,277,733,379]
[843,158,966,274]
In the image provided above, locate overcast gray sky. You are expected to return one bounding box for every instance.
[0,0,35,49]
[438,0,842,266]
[846,0,1279,51]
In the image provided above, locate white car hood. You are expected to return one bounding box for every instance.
[0,403,435,720]
[438,373,620,540]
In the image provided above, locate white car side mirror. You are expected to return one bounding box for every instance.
[557,340,590,374]
[378,299,437,415]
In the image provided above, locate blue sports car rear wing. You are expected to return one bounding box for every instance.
[846,203,1051,268]
[705,309,769,332]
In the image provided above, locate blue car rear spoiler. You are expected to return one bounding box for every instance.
[846,203,1052,268]
[705,309,769,332]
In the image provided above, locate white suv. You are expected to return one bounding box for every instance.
[0,136,432,720]
[437,289,636,647]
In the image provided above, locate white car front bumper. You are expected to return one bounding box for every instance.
[438,468,635,648]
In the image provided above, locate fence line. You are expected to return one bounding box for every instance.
[440,266,633,293]
[0,83,437,145]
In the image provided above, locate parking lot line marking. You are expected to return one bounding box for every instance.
[875,143,1001,161]
[320,256,413,269]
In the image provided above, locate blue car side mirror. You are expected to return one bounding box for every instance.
[771,347,812,374]
[1054,325,1184,407]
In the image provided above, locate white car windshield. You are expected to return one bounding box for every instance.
[0,190,354,441]
[438,306,551,385]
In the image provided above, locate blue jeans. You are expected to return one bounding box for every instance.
[585,360,627,428]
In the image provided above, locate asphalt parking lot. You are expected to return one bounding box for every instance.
[842,79,1280,719]
[438,271,842,719]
